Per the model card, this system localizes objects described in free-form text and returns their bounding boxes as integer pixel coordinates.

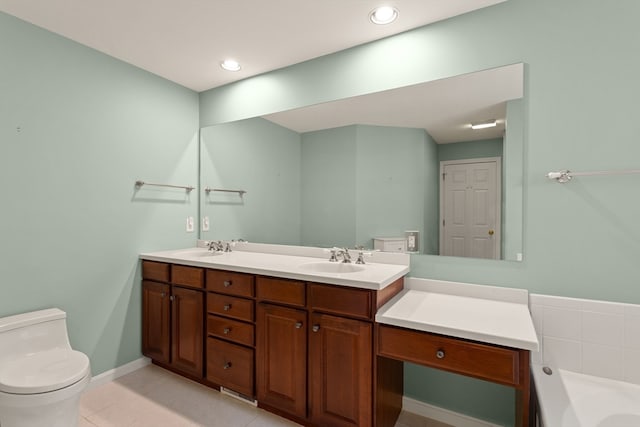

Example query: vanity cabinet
[205,269,256,398]
[141,261,204,379]
[308,312,372,427]
[255,278,402,427]
[256,302,307,418]
[142,258,405,427]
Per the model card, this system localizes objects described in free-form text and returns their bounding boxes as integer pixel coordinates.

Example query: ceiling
[0,0,506,92]
[263,63,523,144]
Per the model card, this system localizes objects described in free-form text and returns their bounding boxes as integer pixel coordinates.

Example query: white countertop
[376,278,539,351]
[140,244,409,290]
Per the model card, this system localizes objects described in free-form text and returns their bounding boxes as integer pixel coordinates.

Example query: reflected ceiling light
[220,59,241,71]
[471,119,498,130]
[369,6,398,25]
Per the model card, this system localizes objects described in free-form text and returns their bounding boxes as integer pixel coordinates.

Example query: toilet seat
[0,348,90,394]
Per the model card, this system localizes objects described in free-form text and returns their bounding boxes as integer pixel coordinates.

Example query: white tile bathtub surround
[530,293,640,385]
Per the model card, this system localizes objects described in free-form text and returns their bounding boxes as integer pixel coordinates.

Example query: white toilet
[0,308,91,427]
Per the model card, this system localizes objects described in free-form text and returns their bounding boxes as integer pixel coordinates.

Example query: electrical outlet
[186,216,194,232]
[202,216,210,231]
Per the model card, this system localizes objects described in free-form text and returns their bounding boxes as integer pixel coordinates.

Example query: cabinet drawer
[142,261,170,282]
[377,325,521,386]
[309,283,372,320]
[207,314,254,347]
[172,265,204,289]
[207,293,254,322]
[207,270,254,297]
[206,337,254,397]
[256,277,305,307]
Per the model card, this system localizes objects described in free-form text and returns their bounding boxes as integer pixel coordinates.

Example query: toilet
[0,308,91,427]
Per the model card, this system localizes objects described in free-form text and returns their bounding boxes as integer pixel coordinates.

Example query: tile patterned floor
[79,364,451,427]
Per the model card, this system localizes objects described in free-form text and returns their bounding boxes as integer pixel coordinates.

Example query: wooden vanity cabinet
[142,280,170,363]
[308,312,372,427]
[255,278,403,427]
[256,302,307,418]
[205,269,256,397]
[141,261,204,379]
[142,259,406,427]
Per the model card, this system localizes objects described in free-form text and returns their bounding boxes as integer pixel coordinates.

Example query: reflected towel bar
[205,187,247,196]
[546,169,640,183]
[135,180,194,192]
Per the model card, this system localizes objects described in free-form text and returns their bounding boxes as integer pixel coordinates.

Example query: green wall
[301,126,357,247]
[200,118,301,245]
[0,12,199,375]
[438,138,503,162]
[199,0,640,424]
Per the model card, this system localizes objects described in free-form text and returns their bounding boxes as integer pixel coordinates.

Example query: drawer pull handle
[436,349,445,359]
[223,280,232,287]
[223,327,231,334]
[295,322,303,329]
[223,362,232,370]
[223,304,232,311]
[312,325,320,332]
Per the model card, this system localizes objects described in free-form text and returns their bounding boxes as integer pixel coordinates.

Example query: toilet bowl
[0,308,91,427]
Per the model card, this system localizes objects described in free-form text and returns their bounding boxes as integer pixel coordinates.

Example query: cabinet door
[142,281,170,363]
[171,286,204,377]
[309,313,372,427]
[256,303,307,419]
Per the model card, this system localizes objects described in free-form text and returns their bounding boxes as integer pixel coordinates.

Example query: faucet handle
[324,248,340,262]
[355,250,372,264]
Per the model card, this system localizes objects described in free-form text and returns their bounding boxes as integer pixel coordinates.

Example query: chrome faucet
[208,240,225,252]
[339,248,352,263]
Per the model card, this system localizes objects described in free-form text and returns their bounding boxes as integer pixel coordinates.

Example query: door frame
[439,157,502,259]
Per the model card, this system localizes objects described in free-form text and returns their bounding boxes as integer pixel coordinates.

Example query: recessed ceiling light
[471,120,498,130]
[369,6,398,25]
[220,59,241,72]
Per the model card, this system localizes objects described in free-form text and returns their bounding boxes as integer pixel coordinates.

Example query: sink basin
[298,262,365,274]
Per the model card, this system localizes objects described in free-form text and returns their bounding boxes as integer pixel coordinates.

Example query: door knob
[488,229,495,236]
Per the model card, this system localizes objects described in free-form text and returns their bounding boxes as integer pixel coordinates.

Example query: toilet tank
[0,308,72,360]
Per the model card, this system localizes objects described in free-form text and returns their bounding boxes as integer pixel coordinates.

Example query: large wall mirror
[199,63,524,261]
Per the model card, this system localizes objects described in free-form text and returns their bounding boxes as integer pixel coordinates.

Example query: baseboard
[87,357,151,390]
[402,396,502,427]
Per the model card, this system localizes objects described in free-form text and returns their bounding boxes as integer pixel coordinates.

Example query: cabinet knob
[295,322,303,329]
[223,327,231,334]
[169,295,175,301]
[223,280,232,287]
[436,349,445,359]
[223,362,232,370]
[223,304,232,311]
[160,292,166,298]
[312,324,320,332]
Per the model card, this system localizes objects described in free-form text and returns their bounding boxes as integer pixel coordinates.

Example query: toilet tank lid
[0,308,66,333]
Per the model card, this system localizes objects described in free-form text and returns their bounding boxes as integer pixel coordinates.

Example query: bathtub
[532,364,640,427]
